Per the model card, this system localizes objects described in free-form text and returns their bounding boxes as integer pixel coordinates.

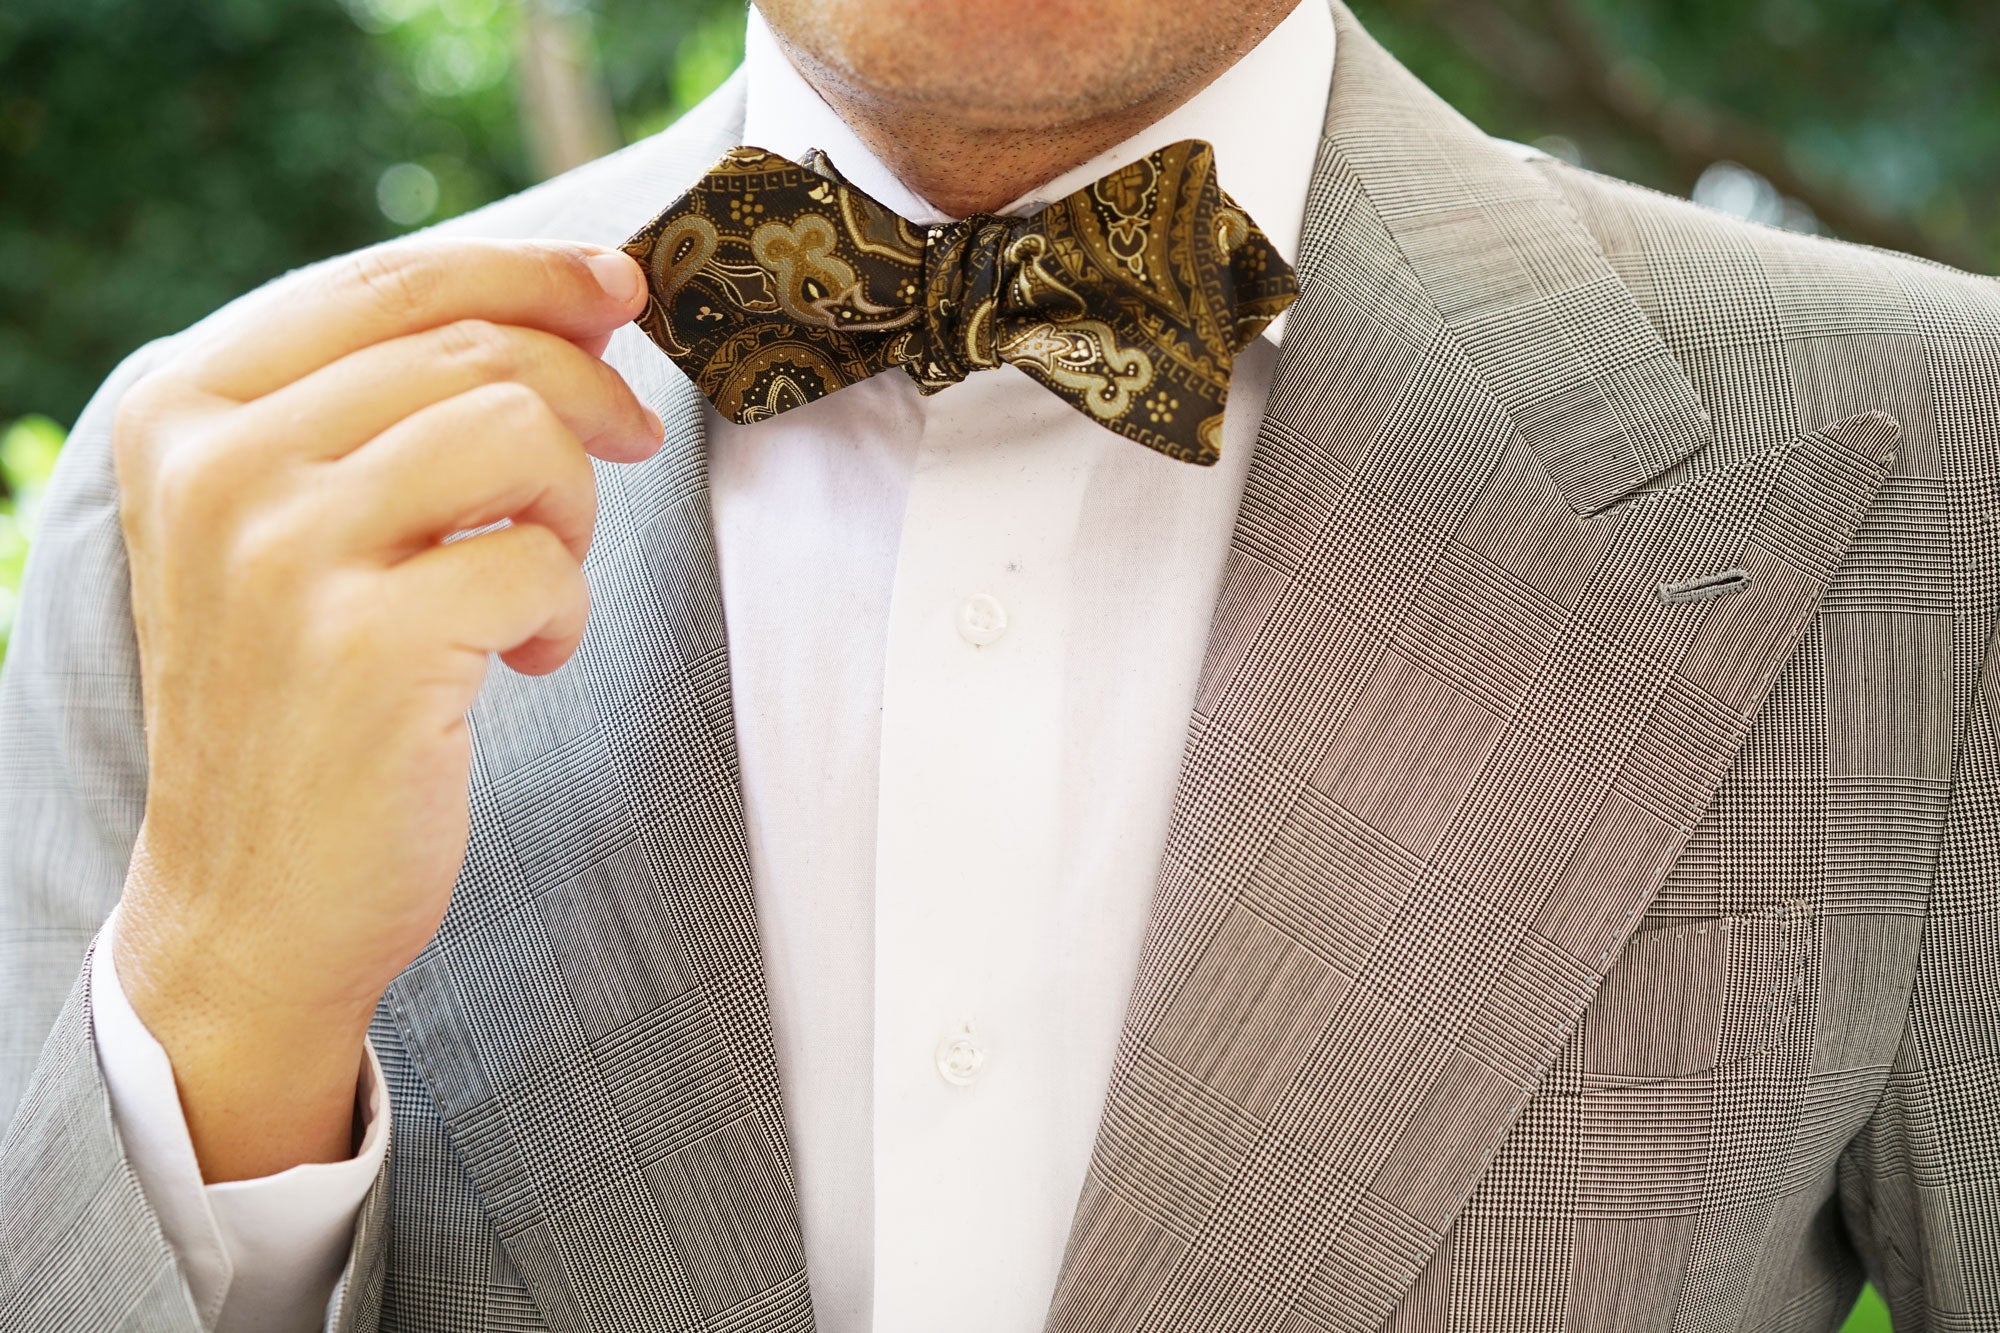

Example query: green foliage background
[0,5,1988,1319]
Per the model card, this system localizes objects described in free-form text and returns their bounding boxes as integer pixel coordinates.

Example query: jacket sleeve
[0,338,391,1332]
[1836,533,2000,1324]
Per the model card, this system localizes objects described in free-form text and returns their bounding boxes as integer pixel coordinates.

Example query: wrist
[113,905,376,1051]
[119,960,374,1182]
[111,877,379,1182]
[116,834,383,1041]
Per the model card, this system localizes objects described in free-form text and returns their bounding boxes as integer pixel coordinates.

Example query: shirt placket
[870,368,1094,1327]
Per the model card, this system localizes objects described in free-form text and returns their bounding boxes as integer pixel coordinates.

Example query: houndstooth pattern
[3,3,1997,1331]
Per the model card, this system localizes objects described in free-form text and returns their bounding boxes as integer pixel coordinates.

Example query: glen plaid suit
[5,3,1999,1329]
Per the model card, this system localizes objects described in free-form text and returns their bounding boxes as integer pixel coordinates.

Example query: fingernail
[587,251,645,305]
[643,408,665,441]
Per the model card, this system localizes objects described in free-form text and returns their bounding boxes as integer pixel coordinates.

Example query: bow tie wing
[621,147,927,424]
[992,141,1298,466]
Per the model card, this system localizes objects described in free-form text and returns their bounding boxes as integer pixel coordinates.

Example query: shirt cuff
[90,905,389,1333]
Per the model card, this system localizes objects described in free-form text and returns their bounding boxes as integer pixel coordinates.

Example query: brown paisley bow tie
[619,139,1298,466]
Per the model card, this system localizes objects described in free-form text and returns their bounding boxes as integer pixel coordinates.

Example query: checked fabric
[618,140,1298,465]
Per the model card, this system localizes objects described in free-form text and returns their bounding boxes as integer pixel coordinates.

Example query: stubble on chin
[751,0,1299,215]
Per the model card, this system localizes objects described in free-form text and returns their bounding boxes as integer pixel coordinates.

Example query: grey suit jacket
[5,5,1998,1330]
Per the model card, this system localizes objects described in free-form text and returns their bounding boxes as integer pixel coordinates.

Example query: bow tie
[619,139,1298,465]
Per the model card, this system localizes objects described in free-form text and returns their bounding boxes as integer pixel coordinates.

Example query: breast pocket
[1534,897,1812,1099]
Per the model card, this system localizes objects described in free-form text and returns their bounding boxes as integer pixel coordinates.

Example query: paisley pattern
[620,140,1298,465]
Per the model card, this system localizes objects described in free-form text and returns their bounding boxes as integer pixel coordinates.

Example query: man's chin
[752,0,1289,135]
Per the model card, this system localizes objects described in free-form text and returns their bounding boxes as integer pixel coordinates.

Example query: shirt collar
[740,0,1335,343]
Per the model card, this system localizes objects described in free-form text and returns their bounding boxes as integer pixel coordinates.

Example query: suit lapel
[1045,6,1899,1332]
[382,77,816,1333]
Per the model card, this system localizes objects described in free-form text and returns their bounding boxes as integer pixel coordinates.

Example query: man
[1,0,1994,1328]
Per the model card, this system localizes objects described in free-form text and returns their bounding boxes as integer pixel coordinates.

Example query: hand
[107,238,661,1181]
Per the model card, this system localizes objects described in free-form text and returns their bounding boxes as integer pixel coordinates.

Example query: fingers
[327,381,599,564]
[183,238,648,403]
[389,519,591,677]
[232,318,663,466]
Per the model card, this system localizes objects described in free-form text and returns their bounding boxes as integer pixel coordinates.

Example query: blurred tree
[0,0,739,435]
[2,0,483,428]
[517,0,621,177]
[1358,0,1998,270]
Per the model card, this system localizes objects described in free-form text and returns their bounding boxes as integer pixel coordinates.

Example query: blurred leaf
[0,414,58,663]
[0,413,63,495]
[1843,1283,1893,1332]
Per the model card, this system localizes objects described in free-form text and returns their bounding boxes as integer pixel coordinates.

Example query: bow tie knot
[916,213,1014,387]
[622,139,1298,465]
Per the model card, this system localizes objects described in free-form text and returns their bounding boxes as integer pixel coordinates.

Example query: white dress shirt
[88,2,1337,1328]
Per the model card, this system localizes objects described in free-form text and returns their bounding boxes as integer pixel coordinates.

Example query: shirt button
[957,592,1008,646]
[935,1022,986,1087]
